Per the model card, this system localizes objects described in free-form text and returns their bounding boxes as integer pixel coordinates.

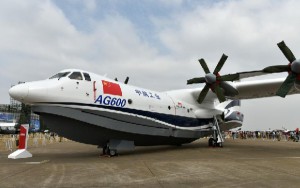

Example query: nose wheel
[208,137,223,147]
[208,116,224,148]
[208,137,215,147]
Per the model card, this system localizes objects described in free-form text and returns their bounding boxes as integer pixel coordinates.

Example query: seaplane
[8,41,300,156]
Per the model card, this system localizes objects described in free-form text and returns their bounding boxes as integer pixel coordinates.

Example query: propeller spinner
[263,41,300,97]
[187,54,239,104]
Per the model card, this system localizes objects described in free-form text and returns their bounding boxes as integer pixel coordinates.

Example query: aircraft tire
[217,142,223,148]
[103,145,109,155]
[102,146,106,155]
[109,149,117,156]
[208,138,214,147]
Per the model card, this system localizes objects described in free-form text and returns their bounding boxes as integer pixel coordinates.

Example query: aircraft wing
[238,70,274,79]
[232,78,300,100]
[226,70,269,80]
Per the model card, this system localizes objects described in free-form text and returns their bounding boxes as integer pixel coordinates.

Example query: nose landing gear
[208,116,224,147]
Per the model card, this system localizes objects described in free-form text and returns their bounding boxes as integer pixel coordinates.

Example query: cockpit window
[49,72,70,79]
[83,73,91,81]
[69,72,83,80]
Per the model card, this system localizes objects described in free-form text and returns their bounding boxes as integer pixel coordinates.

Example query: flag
[102,80,122,96]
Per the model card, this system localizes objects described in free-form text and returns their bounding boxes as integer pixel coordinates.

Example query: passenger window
[83,73,91,81]
[69,72,83,80]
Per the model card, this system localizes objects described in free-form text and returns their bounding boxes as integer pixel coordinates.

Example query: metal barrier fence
[0,133,68,151]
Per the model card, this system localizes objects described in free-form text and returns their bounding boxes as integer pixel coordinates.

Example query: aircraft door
[66,72,86,100]
[165,94,177,116]
[82,72,93,102]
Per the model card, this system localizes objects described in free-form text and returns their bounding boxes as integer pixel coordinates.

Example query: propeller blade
[197,84,210,103]
[218,73,240,81]
[276,73,297,98]
[124,77,129,84]
[199,59,210,74]
[214,85,226,103]
[213,54,228,74]
[263,65,290,73]
[219,81,239,96]
[187,77,206,84]
[277,41,296,63]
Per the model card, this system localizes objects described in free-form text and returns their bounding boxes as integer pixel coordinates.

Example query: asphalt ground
[0,138,300,188]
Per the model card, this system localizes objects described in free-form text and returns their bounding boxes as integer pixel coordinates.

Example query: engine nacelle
[224,109,244,123]
[218,100,244,131]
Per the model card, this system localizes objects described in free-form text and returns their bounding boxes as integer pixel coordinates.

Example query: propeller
[187,54,239,104]
[263,41,300,97]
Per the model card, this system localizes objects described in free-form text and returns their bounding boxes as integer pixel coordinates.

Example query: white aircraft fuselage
[9,69,242,147]
[8,41,300,155]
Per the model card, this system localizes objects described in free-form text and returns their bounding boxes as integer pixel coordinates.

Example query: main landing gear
[102,145,118,157]
[100,139,135,157]
[208,116,224,148]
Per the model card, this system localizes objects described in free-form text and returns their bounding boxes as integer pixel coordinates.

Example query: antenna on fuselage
[124,77,129,84]
[114,77,129,84]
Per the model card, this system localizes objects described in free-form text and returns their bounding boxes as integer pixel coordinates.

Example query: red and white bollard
[8,124,32,159]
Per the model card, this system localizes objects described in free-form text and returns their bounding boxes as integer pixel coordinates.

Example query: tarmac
[0,138,300,188]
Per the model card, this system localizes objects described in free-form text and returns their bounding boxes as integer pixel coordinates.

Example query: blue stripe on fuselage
[38,102,213,127]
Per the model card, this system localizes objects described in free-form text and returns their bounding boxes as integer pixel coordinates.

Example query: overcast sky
[0,0,300,131]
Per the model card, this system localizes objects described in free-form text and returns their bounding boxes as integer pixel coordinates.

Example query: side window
[69,72,83,80]
[49,72,70,79]
[83,73,91,81]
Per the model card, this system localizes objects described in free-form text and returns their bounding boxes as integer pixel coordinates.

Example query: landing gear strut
[208,116,224,147]
[208,137,223,147]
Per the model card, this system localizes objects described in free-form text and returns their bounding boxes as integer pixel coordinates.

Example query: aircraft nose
[9,84,29,101]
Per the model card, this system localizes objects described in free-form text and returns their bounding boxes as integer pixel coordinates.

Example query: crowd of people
[226,128,300,142]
